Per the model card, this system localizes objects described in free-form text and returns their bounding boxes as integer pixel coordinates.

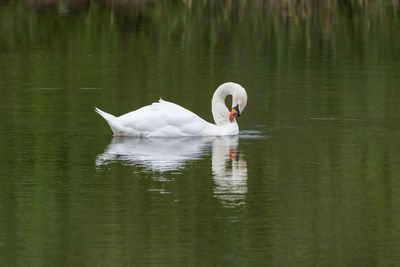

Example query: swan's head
[229,105,240,122]
[212,82,248,126]
[229,84,247,122]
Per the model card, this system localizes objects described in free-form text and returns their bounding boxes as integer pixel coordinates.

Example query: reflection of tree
[2,0,399,49]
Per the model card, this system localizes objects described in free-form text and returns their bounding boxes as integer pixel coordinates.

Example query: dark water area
[1,1,400,266]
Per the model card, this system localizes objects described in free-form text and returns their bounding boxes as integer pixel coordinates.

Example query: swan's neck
[211,83,238,126]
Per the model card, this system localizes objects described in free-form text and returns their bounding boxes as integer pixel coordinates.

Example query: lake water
[1,1,400,266]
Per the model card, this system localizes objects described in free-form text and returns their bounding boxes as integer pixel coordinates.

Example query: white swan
[95,82,248,137]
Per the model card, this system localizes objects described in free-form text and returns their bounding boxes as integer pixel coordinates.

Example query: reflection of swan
[96,136,248,206]
[96,137,215,172]
[95,82,247,137]
[212,136,248,207]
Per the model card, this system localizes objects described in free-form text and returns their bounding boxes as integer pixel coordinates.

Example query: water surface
[1,1,400,266]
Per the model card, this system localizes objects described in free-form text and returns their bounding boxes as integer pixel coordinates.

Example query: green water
[1,1,400,266]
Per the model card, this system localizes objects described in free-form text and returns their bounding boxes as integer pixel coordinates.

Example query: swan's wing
[117,99,213,137]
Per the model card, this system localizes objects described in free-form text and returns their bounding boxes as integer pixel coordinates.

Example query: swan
[95,82,248,137]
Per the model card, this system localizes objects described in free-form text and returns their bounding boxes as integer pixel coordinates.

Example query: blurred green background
[1,1,400,266]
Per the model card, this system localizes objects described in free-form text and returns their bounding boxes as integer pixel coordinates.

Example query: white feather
[95,82,248,137]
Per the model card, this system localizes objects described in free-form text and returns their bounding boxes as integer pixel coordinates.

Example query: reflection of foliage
[1,0,399,50]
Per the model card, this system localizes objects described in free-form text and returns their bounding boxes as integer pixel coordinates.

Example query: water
[1,1,400,266]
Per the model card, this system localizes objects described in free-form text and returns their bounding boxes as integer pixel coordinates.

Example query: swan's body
[95,82,247,137]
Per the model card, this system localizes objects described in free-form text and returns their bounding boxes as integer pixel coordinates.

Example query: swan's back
[118,100,210,137]
[96,99,236,137]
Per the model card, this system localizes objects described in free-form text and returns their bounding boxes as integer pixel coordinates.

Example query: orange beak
[229,109,238,122]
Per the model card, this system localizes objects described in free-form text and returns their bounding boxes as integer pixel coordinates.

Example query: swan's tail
[95,107,125,135]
